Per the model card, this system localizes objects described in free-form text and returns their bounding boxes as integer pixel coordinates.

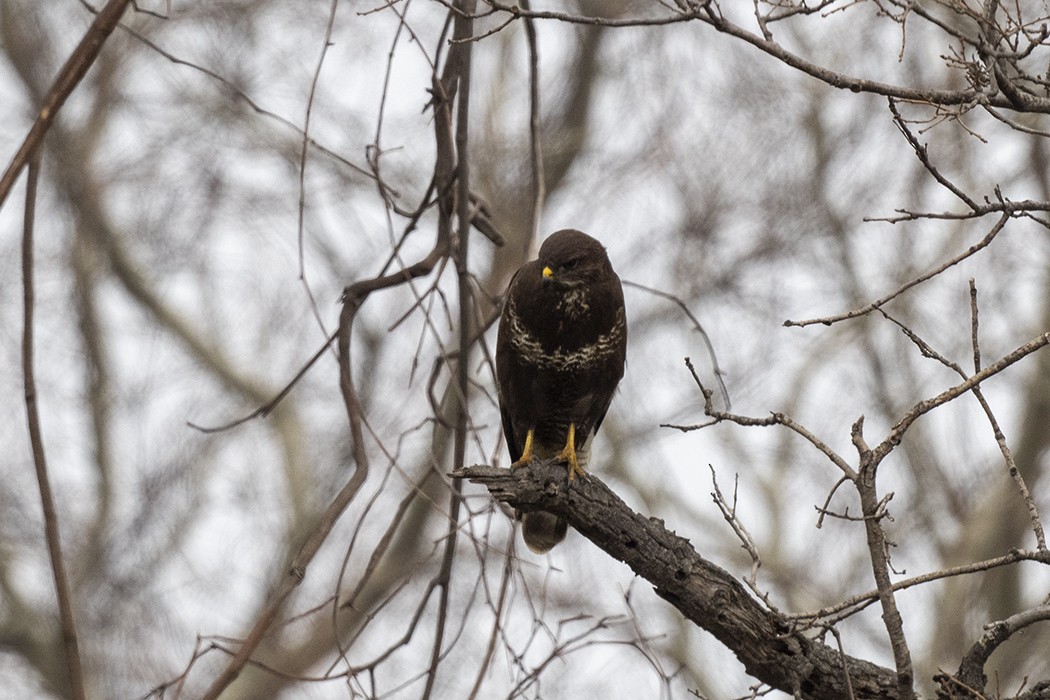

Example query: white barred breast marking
[507,301,624,372]
[557,289,590,318]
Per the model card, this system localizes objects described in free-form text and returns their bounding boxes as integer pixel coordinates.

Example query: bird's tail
[520,511,568,553]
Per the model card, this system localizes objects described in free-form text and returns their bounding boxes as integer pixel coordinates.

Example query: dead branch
[709,467,773,610]
[881,288,1046,552]
[458,459,901,700]
[459,459,1050,699]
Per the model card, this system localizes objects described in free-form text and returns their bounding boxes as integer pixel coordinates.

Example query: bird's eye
[563,258,580,270]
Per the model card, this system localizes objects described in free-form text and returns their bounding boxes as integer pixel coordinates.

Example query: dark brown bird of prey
[496,229,627,553]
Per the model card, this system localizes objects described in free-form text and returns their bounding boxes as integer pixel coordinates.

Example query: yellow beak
[542,265,553,279]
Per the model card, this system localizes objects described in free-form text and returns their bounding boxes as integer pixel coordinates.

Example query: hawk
[496,229,627,553]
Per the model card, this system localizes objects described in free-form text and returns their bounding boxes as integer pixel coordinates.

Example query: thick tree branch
[457,460,902,700]
[460,461,1050,699]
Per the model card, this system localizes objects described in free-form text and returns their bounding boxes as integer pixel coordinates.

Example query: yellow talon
[512,429,535,468]
[557,423,586,481]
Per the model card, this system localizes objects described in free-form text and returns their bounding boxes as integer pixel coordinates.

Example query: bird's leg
[511,429,535,468]
[557,423,586,481]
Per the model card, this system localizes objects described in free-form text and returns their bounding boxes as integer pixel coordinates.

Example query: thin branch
[625,280,731,408]
[681,357,858,480]
[0,0,133,209]
[296,0,341,341]
[815,475,852,528]
[22,152,86,700]
[476,0,708,27]
[423,3,476,697]
[873,329,1050,463]
[788,548,1050,625]
[827,625,859,700]
[522,0,545,242]
[864,198,1050,224]
[785,212,1009,327]
[370,0,423,234]
[967,281,1047,550]
[879,299,1045,550]
[983,104,1050,137]
[466,541,514,700]
[112,17,376,182]
[187,330,338,433]
[888,99,979,210]
[710,467,776,612]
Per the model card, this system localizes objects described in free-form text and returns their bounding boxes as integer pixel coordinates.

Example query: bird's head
[537,229,612,290]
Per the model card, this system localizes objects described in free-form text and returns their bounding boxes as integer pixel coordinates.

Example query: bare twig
[788,548,1050,624]
[827,625,859,700]
[967,281,1046,551]
[865,199,1050,224]
[815,475,851,529]
[115,19,375,181]
[983,104,1050,137]
[625,281,730,409]
[475,0,708,27]
[522,0,545,243]
[423,3,476,697]
[933,671,991,700]
[873,329,1050,463]
[709,467,775,611]
[296,0,341,339]
[785,212,1009,327]
[0,0,133,209]
[22,153,86,700]
[187,330,338,433]
[466,541,514,700]
[888,99,979,210]
[681,357,858,480]
[370,0,424,233]
[879,301,1044,550]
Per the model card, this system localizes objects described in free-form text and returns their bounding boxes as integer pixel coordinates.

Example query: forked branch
[459,459,1050,700]
[458,459,899,700]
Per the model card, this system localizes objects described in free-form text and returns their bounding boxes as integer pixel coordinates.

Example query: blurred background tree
[1,1,1048,698]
